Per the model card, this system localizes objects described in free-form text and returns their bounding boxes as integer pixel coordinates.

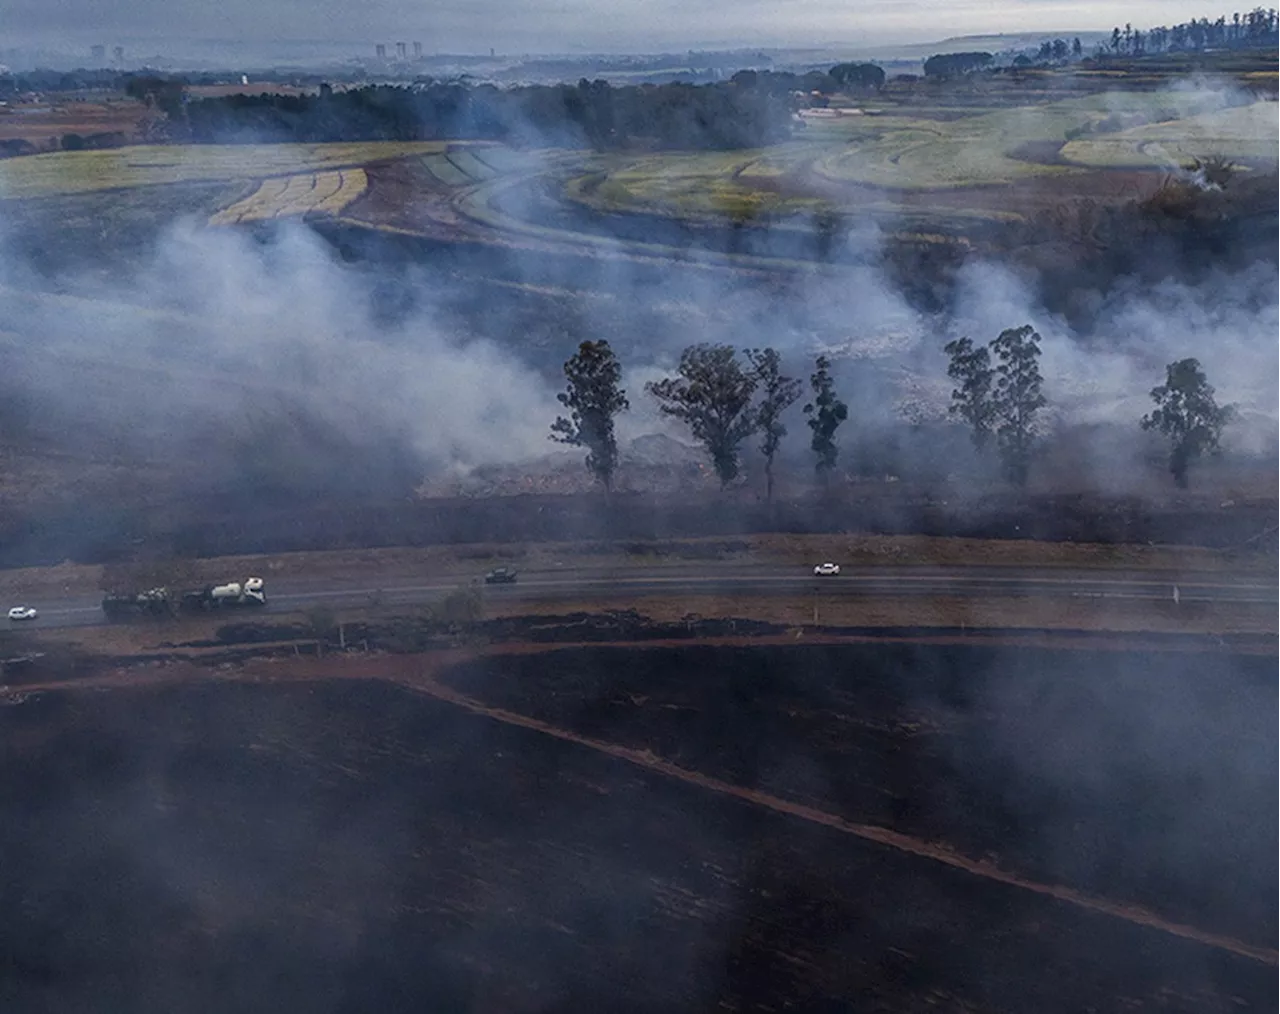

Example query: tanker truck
[102,577,267,619]
[179,577,267,613]
[101,587,175,619]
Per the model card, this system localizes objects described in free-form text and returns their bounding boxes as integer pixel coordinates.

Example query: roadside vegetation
[1142,359,1235,487]
[550,340,629,492]
[622,331,1231,492]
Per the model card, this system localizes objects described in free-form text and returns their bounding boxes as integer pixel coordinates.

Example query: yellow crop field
[208,168,369,225]
[0,142,446,199]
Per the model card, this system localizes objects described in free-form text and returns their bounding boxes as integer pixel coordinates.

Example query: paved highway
[9,565,1277,631]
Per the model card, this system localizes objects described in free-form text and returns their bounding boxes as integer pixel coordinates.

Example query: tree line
[551,335,1233,495]
[180,78,796,150]
[922,52,996,79]
[1105,8,1278,55]
[940,332,1230,488]
[551,342,848,498]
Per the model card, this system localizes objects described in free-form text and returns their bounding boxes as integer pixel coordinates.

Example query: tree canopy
[746,347,802,502]
[990,326,1047,486]
[945,326,1046,486]
[1107,9,1278,55]
[1141,358,1233,487]
[550,340,629,491]
[922,52,994,79]
[646,344,758,487]
[183,79,794,150]
[803,355,848,477]
[828,63,886,91]
[943,337,997,448]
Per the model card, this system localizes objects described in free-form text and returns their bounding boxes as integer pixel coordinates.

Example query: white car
[813,563,841,577]
[7,606,38,621]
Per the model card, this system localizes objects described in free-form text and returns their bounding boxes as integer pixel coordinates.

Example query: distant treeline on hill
[180,78,811,150]
[177,67,885,149]
[1103,7,1278,55]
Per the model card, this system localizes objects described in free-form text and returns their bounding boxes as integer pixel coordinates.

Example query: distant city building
[90,44,105,63]
[396,42,407,59]
[413,41,423,59]
[375,44,386,59]
[112,46,124,62]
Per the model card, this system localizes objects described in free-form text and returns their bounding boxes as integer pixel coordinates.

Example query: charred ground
[0,641,1274,1012]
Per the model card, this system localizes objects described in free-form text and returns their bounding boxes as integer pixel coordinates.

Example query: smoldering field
[0,205,1276,520]
[1,643,1274,1012]
[0,76,1276,565]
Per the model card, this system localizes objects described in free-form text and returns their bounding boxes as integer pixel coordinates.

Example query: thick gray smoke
[2,209,1275,496]
[0,84,1275,498]
[0,220,560,481]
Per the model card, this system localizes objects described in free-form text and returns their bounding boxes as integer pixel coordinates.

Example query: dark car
[484,567,518,585]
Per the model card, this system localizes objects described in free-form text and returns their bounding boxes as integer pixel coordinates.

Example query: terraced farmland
[209,168,368,225]
[0,141,449,199]
[1061,99,1280,168]
[1,89,1271,268]
[557,91,1268,220]
[809,91,1242,189]
[565,147,824,220]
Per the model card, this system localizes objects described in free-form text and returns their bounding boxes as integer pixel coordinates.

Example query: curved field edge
[209,168,368,224]
[450,168,968,271]
[563,165,1023,229]
[1061,100,1280,168]
[0,141,453,199]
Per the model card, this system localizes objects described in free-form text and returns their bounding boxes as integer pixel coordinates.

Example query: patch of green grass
[419,151,473,186]
[565,145,825,219]
[0,142,451,199]
[565,90,1237,210]
[810,90,1250,188]
[468,146,544,173]
[444,148,498,182]
[1061,100,1280,168]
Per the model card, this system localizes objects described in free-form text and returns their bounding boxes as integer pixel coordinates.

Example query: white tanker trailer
[103,577,267,619]
[180,577,267,612]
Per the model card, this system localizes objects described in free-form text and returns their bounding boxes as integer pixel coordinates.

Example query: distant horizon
[1,1,1244,61]
[0,28,1127,70]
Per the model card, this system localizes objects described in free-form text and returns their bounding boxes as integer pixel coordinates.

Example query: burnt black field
[0,643,1275,1013]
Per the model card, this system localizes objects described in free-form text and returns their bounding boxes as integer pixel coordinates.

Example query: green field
[0,86,1273,265]
[566,147,827,220]
[1061,100,1280,168]
[568,91,1267,208]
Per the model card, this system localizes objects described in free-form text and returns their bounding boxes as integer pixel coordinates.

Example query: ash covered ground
[1,643,1273,1012]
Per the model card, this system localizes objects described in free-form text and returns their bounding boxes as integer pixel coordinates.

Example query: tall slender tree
[646,344,758,488]
[1141,358,1233,488]
[746,347,802,502]
[946,327,1046,486]
[990,325,1046,487]
[803,355,848,478]
[550,340,629,491]
[943,337,996,449]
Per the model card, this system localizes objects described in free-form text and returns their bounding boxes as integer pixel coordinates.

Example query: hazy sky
[2,1,1240,54]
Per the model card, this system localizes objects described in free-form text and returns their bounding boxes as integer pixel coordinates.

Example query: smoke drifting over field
[0,88,1275,502]
[0,221,561,491]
